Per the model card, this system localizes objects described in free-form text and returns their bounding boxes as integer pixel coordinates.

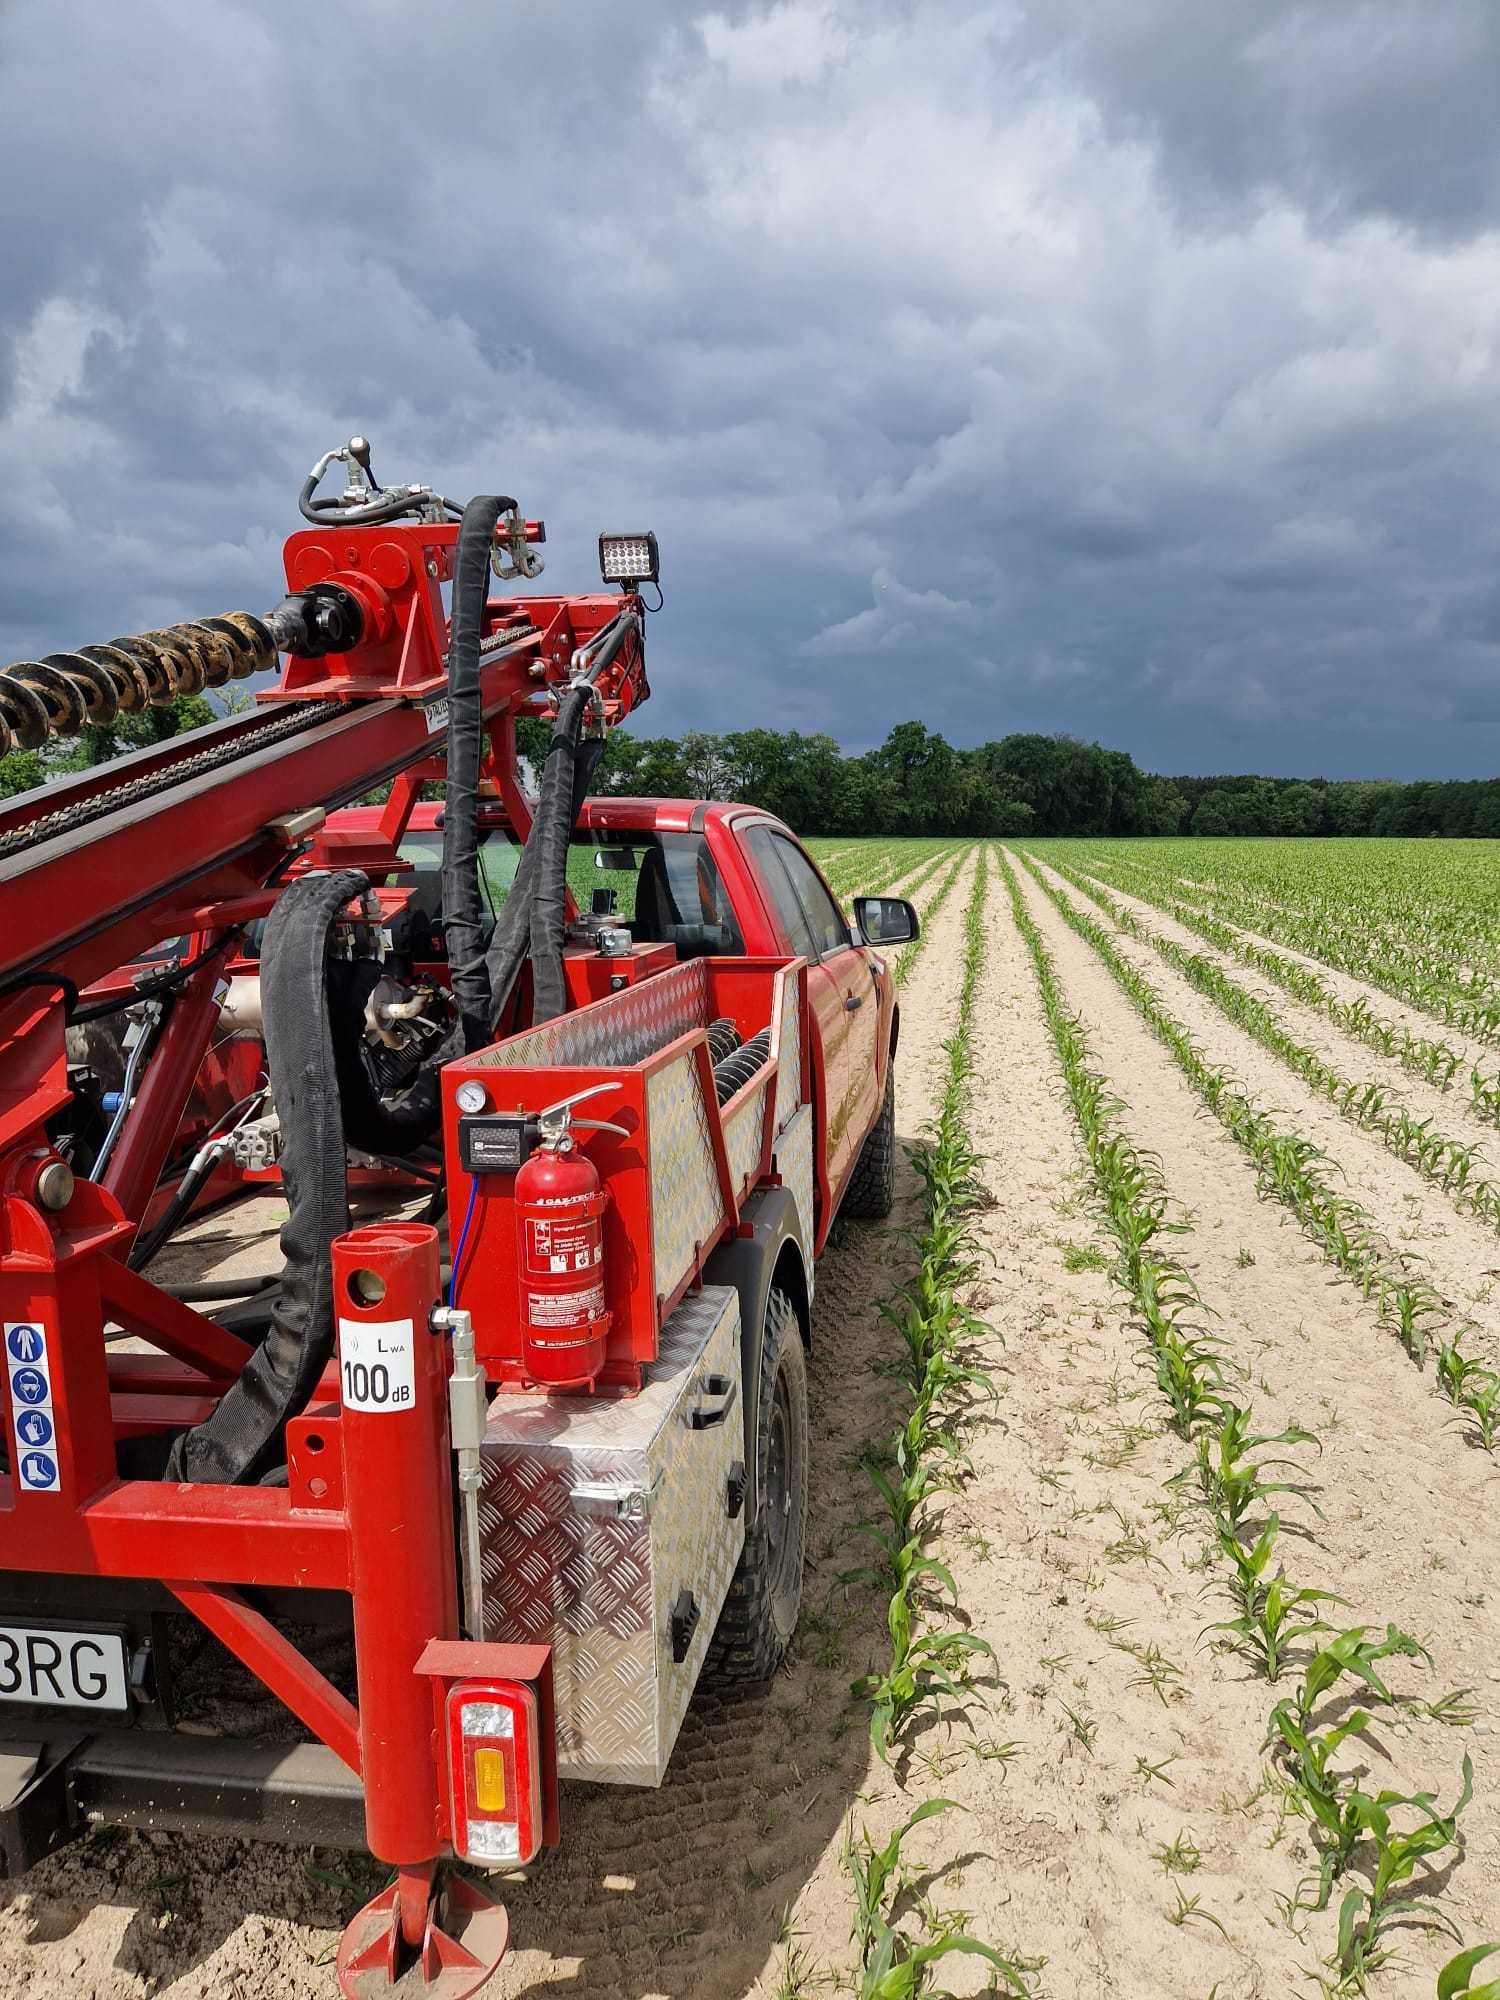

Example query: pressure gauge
[455,1079,489,1115]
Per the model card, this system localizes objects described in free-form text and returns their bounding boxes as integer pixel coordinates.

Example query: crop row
[999,848,1476,1989]
[1052,849,1500,1122]
[837,848,1026,1997]
[1111,838,1500,1001]
[1043,856,1500,1239]
[1084,842,1500,1045]
[820,837,964,901]
[1012,853,1500,1452]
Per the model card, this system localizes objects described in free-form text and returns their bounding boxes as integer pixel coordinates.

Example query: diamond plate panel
[775,1101,815,1301]
[478,1287,744,1785]
[723,1081,768,1201]
[774,968,802,1134]
[472,958,710,1070]
[647,1053,725,1301]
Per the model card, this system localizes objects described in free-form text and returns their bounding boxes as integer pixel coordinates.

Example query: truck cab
[366,794,903,1248]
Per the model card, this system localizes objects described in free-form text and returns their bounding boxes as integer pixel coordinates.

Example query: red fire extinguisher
[515,1083,626,1390]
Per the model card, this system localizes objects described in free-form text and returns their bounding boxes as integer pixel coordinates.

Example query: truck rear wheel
[705,1285,808,1681]
[840,1057,895,1219]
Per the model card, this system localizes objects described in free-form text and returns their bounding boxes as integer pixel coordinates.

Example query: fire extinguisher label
[527,1283,606,1330]
[524,1215,602,1277]
[337,1317,416,1413]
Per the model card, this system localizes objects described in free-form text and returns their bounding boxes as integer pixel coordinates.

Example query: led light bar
[598,531,659,587]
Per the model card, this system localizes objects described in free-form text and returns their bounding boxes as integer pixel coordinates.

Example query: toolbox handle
[569,1471,663,1520]
[688,1375,739,1431]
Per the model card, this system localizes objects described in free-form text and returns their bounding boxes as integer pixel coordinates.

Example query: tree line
[563,720,1500,839]
[7,705,1498,840]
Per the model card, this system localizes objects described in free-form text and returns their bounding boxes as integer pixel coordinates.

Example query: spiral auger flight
[0,612,277,757]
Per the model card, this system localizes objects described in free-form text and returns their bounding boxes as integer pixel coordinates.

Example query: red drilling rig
[0,440,910,1995]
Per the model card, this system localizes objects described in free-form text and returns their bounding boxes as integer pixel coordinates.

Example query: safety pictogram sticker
[5,1322,59,1492]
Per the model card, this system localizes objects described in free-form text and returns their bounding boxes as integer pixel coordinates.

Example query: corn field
[755,835,1500,2000]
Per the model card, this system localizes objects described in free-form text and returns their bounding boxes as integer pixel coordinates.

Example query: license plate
[0,1623,130,1712]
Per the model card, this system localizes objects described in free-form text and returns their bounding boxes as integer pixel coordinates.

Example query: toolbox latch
[570,1470,663,1520]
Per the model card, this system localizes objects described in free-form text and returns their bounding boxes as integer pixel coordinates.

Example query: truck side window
[745,826,847,961]
[769,835,852,959]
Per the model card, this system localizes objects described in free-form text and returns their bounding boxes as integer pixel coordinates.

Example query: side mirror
[853,896,920,946]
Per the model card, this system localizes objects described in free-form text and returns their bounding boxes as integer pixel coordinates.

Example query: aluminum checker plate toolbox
[478,1285,745,1784]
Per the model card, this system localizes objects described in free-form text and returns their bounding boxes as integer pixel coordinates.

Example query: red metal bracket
[169,1579,362,1773]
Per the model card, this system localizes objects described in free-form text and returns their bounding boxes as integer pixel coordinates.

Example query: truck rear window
[395,829,744,958]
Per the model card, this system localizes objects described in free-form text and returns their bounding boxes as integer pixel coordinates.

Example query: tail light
[445,1680,542,1867]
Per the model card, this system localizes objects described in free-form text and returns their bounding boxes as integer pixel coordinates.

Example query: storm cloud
[1,0,1498,779]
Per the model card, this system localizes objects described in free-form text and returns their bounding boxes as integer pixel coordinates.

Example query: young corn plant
[1176,1402,1323,1533]
[1334,1758,1474,1988]
[844,1801,1028,1997]
[853,1584,998,1766]
[1437,1339,1500,1450]
[1207,1515,1345,1683]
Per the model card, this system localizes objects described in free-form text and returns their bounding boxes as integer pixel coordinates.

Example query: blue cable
[448,1177,480,1309]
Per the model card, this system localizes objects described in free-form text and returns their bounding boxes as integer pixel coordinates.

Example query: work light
[598,532,659,588]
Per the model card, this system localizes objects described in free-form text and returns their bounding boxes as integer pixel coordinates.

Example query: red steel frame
[0,517,646,1951]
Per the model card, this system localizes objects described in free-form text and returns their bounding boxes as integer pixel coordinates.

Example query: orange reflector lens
[473,1746,507,1813]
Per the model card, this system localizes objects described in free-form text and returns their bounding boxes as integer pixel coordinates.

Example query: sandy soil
[5,842,1498,1999]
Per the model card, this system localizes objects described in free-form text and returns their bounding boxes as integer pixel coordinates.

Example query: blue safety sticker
[14,1409,53,1448]
[6,1320,56,1484]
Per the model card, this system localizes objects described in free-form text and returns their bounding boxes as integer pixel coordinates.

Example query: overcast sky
[2,1,1499,780]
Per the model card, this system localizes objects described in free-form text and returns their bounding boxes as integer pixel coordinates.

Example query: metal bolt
[35,1158,75,1211]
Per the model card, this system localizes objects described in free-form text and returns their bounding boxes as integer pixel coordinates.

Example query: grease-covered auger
[0,611,278,755]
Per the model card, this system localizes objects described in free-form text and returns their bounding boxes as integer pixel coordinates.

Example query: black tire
[840,1056,895,1219]
[705,1286,808,1681]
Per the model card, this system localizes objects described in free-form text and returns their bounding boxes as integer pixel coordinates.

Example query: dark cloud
[1,0,1498,781]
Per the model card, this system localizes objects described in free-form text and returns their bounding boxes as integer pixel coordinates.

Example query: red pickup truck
[355,791,919,1678]
[0,783,919,1936]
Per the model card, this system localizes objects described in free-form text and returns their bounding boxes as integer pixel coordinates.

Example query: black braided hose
[0,612,277,756]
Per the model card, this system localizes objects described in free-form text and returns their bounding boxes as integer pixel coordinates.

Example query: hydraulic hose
[527,684,604,1025]
[442,494,515,1047]
[476,684,581,1036]
[163,869,367,1484]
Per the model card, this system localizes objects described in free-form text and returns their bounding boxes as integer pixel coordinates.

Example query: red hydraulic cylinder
[333,1222,458,1906]
[104,938,236,1229]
